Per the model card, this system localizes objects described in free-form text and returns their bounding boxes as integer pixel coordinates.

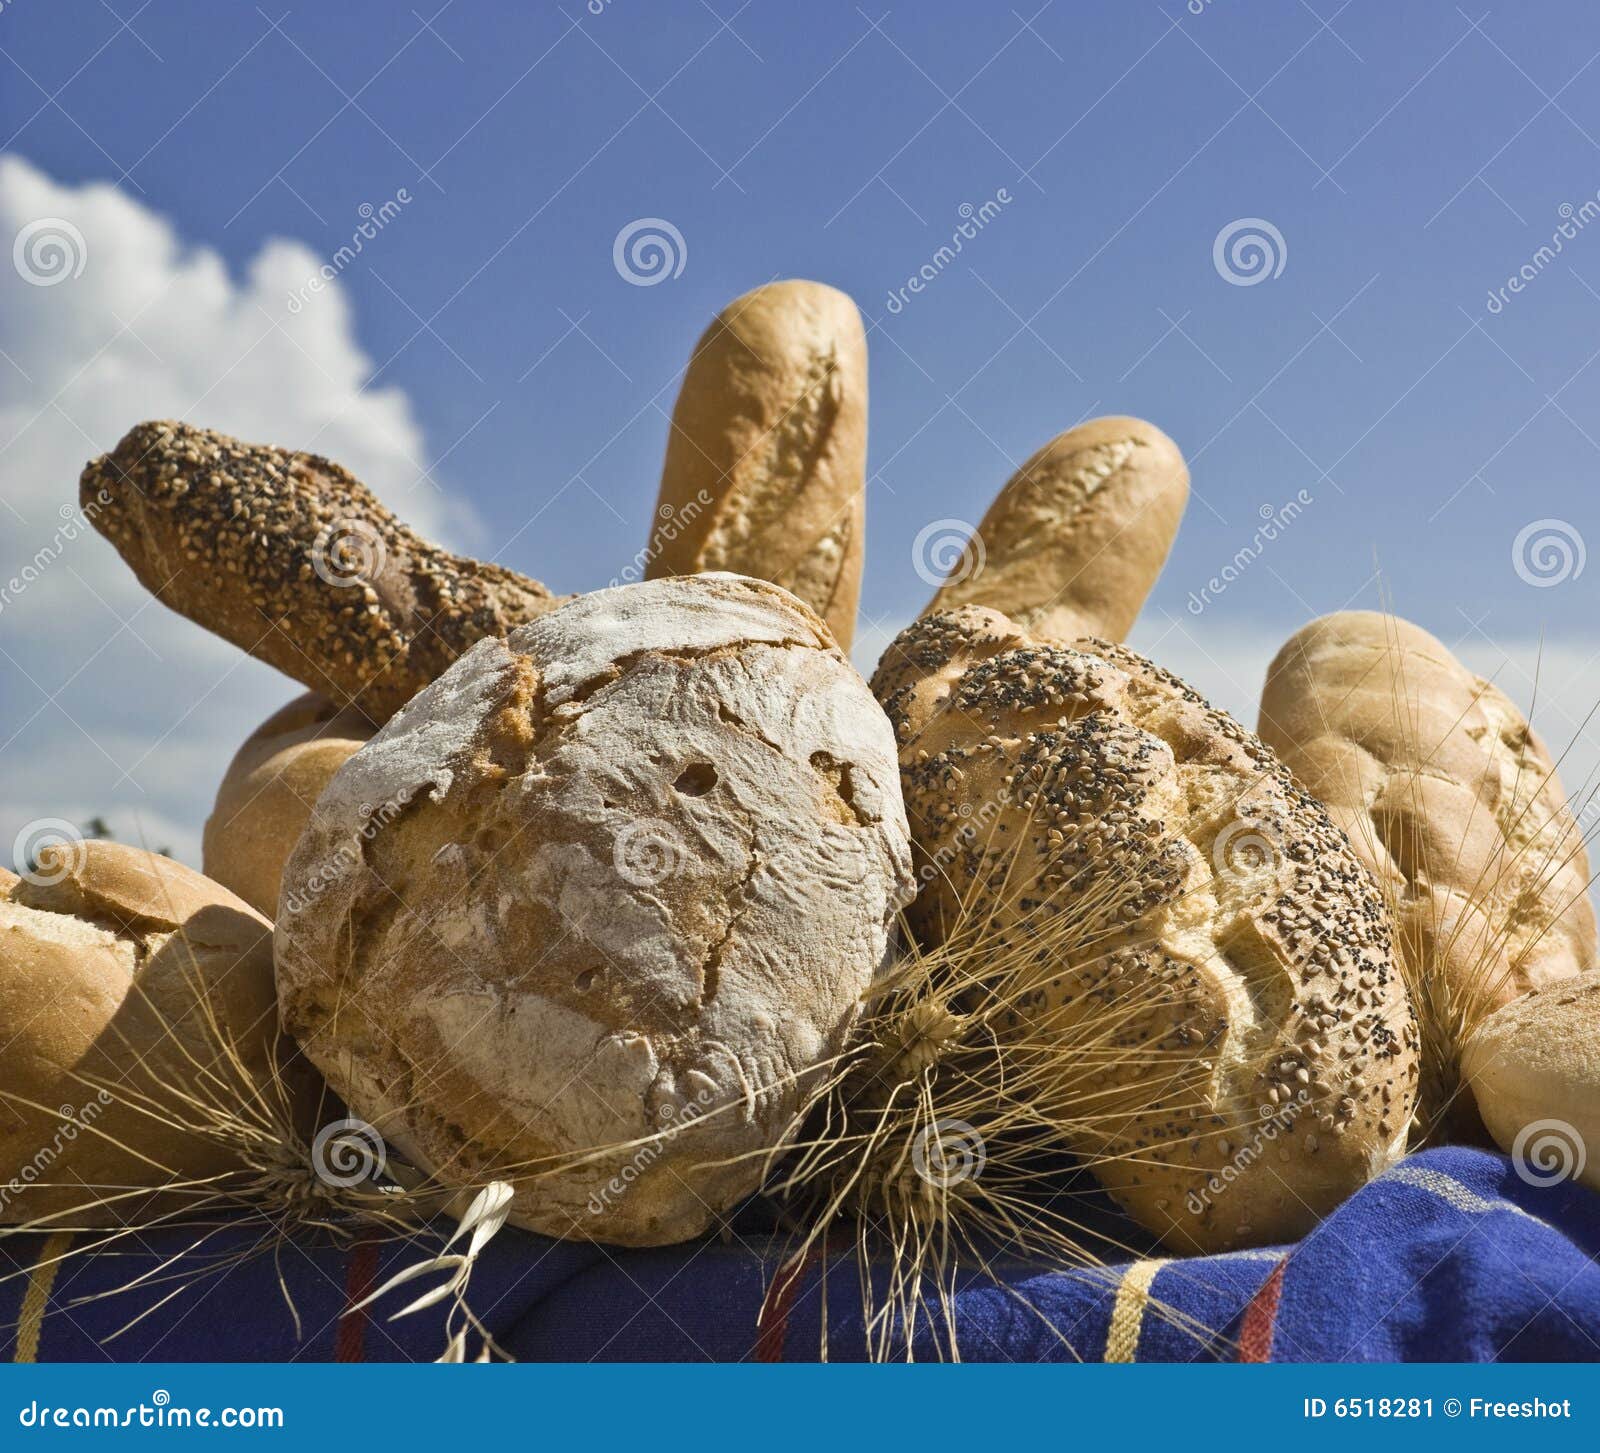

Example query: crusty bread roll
[276,574,914,1246]
[924,416,1188,643]
[1462,970,1600,1192]
[0,842,314,1223]
[203,692,376,918]
[645,281,867,648]
[1258,612,1595,1136]
[83,421,569,722]
[870,607,1418,1253]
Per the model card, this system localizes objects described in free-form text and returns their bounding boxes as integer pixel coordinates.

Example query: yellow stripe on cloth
[1104,1258,1166,1362]
[14,1232,73,1363]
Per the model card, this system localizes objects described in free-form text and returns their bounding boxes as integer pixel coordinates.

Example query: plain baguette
[645,281,867,648]
[925,415,1188,643]
[82,421,568,723]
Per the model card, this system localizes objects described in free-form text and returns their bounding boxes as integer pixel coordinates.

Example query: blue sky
[3,0,1599,863]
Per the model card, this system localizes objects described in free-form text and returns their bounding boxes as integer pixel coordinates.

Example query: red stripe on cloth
[1238,1257,1287,1363]
[335,1237,382,1363]
[755,1242,828,1363]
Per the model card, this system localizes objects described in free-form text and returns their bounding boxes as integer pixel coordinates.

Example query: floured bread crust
[275,574,914,1246]
[646,281,867,649]
[871,606,1418,1252]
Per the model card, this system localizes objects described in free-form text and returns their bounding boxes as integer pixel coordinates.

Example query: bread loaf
[275,574,914,1246]
[0,842,314,1223]
[82,421,568,722]
[203,692,376,918]
[924,416,1188,643]
[1462,970,1600,1192]
[1258,612,1595,1136]
[645,282,867,648]
[870,606,1418,1252]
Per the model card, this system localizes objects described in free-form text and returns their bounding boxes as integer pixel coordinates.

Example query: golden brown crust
[1463,969,1600,1192]
[1259,613,1595,1009]
[203,691,376,917]
[82,421,568,722]
[871,606,1418,1253]
[646,281,867,648]
[0,842,316,1223]
[925,416,1188,643]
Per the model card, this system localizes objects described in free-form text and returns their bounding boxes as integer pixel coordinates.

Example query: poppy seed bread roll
[925,416,1188,643]
[275,574,914,1246]
[82,421,568,722]
[203,693,377,918]
[645,281,867,648]
[0,842,317,1223]
[1258,612,1596,1137]
[870,606,1418,1253]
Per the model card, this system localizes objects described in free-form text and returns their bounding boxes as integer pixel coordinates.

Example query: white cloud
[0,155,467,871]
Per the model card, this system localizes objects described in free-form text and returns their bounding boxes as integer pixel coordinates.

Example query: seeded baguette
[645,281,867,649]
[82,421,568,722]
[926,415,1188,643]
[871,606,1418,1252]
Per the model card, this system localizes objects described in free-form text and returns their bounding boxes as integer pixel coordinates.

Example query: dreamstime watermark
[280,796,410,916]
[1211,809,1285,895]
[912,517,985,588]
[613,822,686,887]
[911,1117,987,1189]
[1484,194,1600,314]
[883,188,1013,314]
[0,1090,113,1213]
[1184,1085,1314,1218]
[285,189,412,315]
[311,1117,389,1188]
[1186,489,1313,614]
[12,216,86,286]
[11,818,87,886]
[310,518,387,588]
[609,489,714,588]
[1510,1118,1587,1188]
[613,217,687,286]
[0,488,112,618]
[18,1393,283,1430]
[1511,518,1584,588]
[1213,217,1287,286]
[585,1082,719,1216]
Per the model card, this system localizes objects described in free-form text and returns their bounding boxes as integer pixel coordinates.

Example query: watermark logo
[1212,814,1283,884]
[13,217,87,287]
[613,822,685,887]
[912,517,985,588]
[1511,1118,1586,1188]
[613,217,687,286]
[884,188,1013,314]
[12,819,88,887]
[1213,217,1286,286]
[1186,490,1313,614]
[1485,194,1600,314]
[285,189,411,315]
[310,518,387,588]
[311,1118,388,1187]
[911,1118,986,1188]
[1512,519,1584,588]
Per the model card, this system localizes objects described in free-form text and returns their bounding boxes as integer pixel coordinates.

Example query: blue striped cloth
[3,1149,1595,1362]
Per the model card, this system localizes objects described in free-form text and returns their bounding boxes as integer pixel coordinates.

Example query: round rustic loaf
[1258,612,1596,1136]
[925,416,1188,643]
[870,606,1418,1253]
[203,692,376,918]
[1462,971,1599,1191]
[645,281,867,648]
[275,574,914,1246]
[0,842,315,1223]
